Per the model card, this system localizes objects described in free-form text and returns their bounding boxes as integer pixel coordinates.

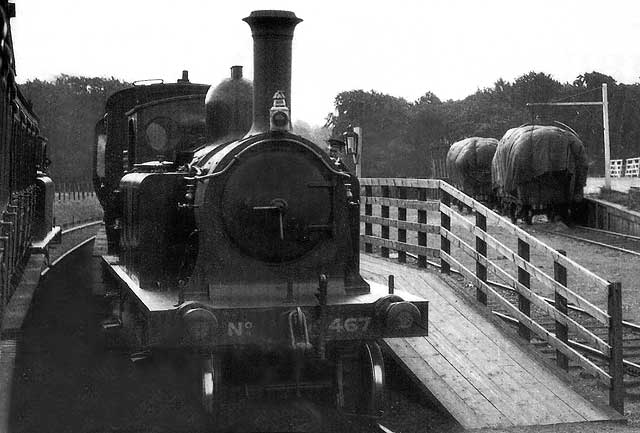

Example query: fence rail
[360,177,625,413]
[54,182,102,229]
[56,182,96,201]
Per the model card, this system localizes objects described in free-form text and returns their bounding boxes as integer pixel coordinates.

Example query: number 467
[328,317,371,333]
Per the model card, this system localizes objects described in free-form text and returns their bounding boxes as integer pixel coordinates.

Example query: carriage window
[96,134,106,177]
[94,118,107,178]
[146,121,168,151]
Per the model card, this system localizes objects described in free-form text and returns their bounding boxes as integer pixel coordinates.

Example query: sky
[11,0,640,126]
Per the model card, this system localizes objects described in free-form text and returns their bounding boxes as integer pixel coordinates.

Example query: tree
[326,70,640,178]
[573,71,616,89]
[293,120,331,145]
[511,71,563,106]
[325,90,410,176]
[21,75,130,183]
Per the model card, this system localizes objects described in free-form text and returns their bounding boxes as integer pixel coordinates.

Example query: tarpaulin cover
[446,137,498,194]
[492,125,588,197]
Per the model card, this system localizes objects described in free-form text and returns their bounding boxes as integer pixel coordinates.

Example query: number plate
[328,317,371,333]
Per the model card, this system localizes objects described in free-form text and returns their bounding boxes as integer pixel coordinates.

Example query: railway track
[530,224,640,382]
[405,224,640,395]
[484,285,640,399]
[537,225,640,257]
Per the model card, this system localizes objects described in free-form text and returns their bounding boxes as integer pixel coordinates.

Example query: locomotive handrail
[192,137,352,181]
[360,177,625,413]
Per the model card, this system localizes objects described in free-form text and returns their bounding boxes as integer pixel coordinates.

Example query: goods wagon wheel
[335,341,385,416]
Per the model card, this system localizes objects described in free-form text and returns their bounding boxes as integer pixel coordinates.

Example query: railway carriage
[94,10,429,417]
[0,0,57,325]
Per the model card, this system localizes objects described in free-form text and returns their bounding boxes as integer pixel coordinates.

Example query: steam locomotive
[93,10,428,417]
[0,0,57,325]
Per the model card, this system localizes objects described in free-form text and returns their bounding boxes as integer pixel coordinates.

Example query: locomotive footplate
[176,295,428,349]
[101,258,427,350]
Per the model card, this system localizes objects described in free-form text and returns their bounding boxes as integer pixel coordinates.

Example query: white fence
[609,158,640,177]
[625,158,640,177]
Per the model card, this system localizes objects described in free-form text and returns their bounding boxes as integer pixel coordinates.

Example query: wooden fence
[360,177,624,414]
[56,182,96,201]
[584,197,640,237]
[54,182,102,228]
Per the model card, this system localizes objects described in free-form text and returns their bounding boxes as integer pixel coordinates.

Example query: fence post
[364,185,372,253]
[381,185,389,259]
[517,238,531,341]
[440,186,451,274]
[475,211,487,305]
[554,249,569,370]
[398,186,407,264]
[608,281,624,414]
[417,188,427,268]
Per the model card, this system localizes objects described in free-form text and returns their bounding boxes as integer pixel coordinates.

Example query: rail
[360,177,625,414]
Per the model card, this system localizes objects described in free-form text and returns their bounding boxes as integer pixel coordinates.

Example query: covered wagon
[491,124,588,223]
[446,137,498,205]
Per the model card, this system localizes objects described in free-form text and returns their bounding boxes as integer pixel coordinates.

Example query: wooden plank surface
[361,254,619,429]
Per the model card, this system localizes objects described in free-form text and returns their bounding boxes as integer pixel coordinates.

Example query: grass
[54,195,103,228]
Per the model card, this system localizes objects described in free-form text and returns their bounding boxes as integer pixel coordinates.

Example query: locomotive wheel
[336,341,385,416]
[200,354,224,414]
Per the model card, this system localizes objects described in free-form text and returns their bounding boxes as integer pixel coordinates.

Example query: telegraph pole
[354,126,362,178]
[526,83,612,189]
[602,84,611,190]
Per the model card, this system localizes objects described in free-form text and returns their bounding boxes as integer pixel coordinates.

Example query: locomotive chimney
[243,10,302,135]
[177,70,190,83]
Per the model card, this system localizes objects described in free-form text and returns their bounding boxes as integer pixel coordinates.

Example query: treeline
[20,75,130,183]
[327,71,640,177]
[17,71,640,182]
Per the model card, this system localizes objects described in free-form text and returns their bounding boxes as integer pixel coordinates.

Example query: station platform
[361,254,622,430]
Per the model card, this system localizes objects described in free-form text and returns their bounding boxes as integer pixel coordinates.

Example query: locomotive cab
[125,94,206,167]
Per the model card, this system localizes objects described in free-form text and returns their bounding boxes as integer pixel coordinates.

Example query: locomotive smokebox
[243,10,302,135]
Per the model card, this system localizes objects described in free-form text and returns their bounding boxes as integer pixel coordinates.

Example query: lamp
[342,125,359,164]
